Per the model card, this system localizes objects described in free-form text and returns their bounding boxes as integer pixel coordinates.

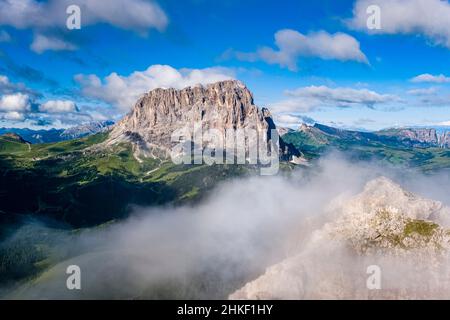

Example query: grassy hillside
[0,131,255,229]
[283,126,450,171]
[0,131,264,289]
[3,125,450,232]
[2,127,450,292]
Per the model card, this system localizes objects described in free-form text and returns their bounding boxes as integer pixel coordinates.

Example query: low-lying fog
[2,153,450,299]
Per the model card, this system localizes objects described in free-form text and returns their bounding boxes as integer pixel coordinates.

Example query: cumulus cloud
[405,78,450,107]
[0,75,104,127]
[411,74,450,83]
[0,0,168,32]
[407,87,438,96]
[30,34,77,53]
[272,85,400,113]
[5,155,450,299]
[438,120,450,126]
[39,100,78,113]
[229,29,368,71]
[0,92,31,121]
[347,0,450,49]
[0,0,168,52]
[274,114,316,127]
[0,93,31,112]
[75,64,236,112]
[0,111,25,120]
[288,86,399,106]
[275,114,305,124]
[0,75,35,96]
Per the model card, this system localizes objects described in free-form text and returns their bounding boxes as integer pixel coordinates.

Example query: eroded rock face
[107,80,302,161]
[397,128,438,145]
[383,128,450,148]
[230,177,450,300]
[440,131,450,148]
[61,120,114,140]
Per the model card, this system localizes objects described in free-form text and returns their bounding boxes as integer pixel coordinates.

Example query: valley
[1,80,450,299]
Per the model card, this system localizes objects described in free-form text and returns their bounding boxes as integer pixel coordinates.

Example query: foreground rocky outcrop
[106,80,303,162]
[230,177,450,299]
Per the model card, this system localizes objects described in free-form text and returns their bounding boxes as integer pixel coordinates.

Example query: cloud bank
[272,85,400,113]
[411,74,450,84]
[0,0,169,52]
[348,0,450,49]
[75,65,236,112]
[0,74,105,128]
[3,155,450,299]
[228,29,368,71]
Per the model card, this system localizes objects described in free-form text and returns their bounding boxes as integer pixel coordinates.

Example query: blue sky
[1,0,450,131]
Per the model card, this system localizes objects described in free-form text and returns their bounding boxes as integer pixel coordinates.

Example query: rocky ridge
[296,123,450,149]
[61,120,114,140]
[0,132,30,144]
[378,128,450,148]
[106,80,303,162]
[230,177,450,299]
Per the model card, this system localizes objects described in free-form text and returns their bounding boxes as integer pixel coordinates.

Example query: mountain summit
[107,80,302,162]
[230,177,450,300]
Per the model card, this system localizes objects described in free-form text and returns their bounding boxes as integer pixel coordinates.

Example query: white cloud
[289,85,397,107]
[0,78,106,127]
[0,0,168,53]
[272,85,400,113]
[407,87,438,95]
[0,74,40,100]
[274,114,316,127]
[271,98,320,113]
[0,74,24,94]
[0,0,168,32]
[275,114,304,124]
[232,29,368,71]
[437,120,450,126]
[0,75,9,85]
[75,64,236,112]
[411,74,450,83]
[30,34,77,53]
[0,93,31,112]
[39,100,78,113]
[0,75,14,94]
[0,111,25,121]
[347,0,450,49]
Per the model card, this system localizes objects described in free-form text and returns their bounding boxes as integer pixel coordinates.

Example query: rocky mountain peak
[107,80,302,162]
[230,177,450,300]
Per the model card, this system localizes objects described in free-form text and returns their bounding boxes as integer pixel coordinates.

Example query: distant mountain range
[281,123,450,170]
[280,123,450,149]
[0,120,114,144]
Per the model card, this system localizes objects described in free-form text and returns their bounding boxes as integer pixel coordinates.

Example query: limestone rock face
[380,127,450,148]
[61,120,114,140]
[440,131,450,148]
[230,177,450,300]
[107,80,302,161]
[396,128,438,144]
